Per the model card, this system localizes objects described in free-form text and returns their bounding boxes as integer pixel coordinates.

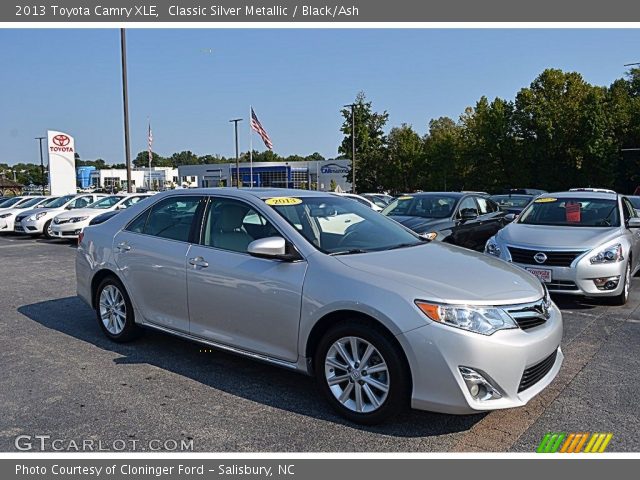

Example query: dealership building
[177,159,351,191]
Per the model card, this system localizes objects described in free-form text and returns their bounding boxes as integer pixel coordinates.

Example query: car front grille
[508,246,585,267]
[518,349,558,393]
[505,297,551,331]
[547,280,579,291]
[15,215,27,223]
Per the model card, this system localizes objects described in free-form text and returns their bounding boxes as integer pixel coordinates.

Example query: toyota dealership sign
[47,130,76,195]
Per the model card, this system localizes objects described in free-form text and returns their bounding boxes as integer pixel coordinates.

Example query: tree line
[341,68,640,194]
[3,68,640,194]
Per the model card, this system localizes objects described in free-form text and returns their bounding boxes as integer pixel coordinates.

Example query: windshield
[19,197,45,208]
[88,196,125,209]
[45,195,76,208]
[0,197,23,208]
[490,195,533,208]
[518,197,620,227]
[382,195,458,219]
[266,195,423,254]
[364,195,389,208]
[39,196,61,207]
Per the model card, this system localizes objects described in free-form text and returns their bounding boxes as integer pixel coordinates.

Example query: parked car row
[0,193,154,239]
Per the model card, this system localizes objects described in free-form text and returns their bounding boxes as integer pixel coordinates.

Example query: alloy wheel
[324,336,390,413]
[99,285,127,335]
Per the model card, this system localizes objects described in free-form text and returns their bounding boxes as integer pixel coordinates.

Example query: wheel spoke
[350,337,360,364]
[326,357,349,371]
[335,341,354,368]
[354,383,364,412]
[365,363,387,375]
[338,382,354,404]
[362,384,381,409]
[363,376,389,393]
[360,344,375,367]
[327,373,350,386]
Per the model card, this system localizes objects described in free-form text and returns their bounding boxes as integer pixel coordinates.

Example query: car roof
[540,191,618,200]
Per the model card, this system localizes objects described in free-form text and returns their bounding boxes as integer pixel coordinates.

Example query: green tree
[133,150,167,168]
[384,124,423,193]
[422,117,463,191]
[339,91,389,192]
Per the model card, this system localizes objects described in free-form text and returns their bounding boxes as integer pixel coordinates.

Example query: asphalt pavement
[0,234,638,452]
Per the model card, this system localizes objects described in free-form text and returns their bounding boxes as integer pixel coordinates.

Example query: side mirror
[247,236,301,261]
[460,208,479,221]
[628,218,640,229]
[504,213,516,223]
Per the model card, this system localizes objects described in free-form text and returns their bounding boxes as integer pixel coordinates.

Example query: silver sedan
[76,188,563,424]
[486,191,640,304]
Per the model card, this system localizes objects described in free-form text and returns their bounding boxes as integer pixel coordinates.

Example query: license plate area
[525,267,552,283]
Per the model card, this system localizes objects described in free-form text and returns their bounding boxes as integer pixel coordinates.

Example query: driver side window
[457,197,478,218]
[71,197,90,209]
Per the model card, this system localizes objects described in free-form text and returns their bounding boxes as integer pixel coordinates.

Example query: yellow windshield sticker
[397,196,413,200]
[265,197,302,206]
[534,197,557,203]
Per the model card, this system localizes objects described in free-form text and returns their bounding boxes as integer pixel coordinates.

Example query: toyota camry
[76,188,563,424]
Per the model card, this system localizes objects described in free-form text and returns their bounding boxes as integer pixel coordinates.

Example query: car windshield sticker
[535,197,557,203]
[265,197,303,206]
[566,201,581,223]
[397,196,413,200]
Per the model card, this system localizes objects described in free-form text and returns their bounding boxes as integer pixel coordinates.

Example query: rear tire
[95,276,141,342]
[314,320,409,425]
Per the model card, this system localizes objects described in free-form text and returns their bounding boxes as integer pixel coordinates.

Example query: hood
[497,223,622,250]
[387,215,450,233]
[335,242,544,305]
[55,208,105,220]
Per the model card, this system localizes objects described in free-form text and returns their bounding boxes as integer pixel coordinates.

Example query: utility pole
[344,103,357,193]
[229,119,242,188]
[120,29,133,193]
[35,136,46,194]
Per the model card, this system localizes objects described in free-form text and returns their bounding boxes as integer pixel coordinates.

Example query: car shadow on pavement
[550,294,604,310]
[18,296,486,438]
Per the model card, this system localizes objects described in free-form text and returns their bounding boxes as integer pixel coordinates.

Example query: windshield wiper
[329,248,369,256]
[384,242,424,251]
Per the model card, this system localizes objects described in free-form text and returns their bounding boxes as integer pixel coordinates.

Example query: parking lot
[1,233,639,452]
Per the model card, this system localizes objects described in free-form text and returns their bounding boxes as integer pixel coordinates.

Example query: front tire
[42,220,53,239]
[610,259,631,306]
[95,276,141,342]
[314,321,409,425]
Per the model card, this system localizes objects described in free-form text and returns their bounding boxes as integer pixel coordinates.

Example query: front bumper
[511,260,627,297]
[17,217,46,234]
[0,216,15,232]
[397,302,563,414]
[51,221,89,239]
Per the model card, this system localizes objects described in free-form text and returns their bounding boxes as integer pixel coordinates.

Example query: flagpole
[147,117,151,191]
[249,105,253,189]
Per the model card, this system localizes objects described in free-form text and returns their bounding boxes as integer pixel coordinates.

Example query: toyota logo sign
[534,252,548,264]
[52,135,70,147]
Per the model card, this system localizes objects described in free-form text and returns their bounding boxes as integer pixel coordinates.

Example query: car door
[186,196,307,362]
[113,195,204,333]
[450,196,482,250]
[475,196,505,246]
[622,197,640,269]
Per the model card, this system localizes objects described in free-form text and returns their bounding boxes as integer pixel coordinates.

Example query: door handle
[188,256,209,268]
[116,242,131,252]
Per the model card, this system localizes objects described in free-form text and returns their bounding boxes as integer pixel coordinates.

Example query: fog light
[593,276,620,290]
[459,367,502,401]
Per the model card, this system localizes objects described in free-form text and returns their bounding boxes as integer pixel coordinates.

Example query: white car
[332,193,383,212]
[50,194,153,240]
[16,193,106,239]
[0,196,49,233]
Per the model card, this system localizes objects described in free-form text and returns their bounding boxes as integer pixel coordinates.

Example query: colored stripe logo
[537,433,613,453]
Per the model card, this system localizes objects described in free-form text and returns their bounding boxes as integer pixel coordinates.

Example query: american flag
[147,123,153,167]
[250,107,273,150]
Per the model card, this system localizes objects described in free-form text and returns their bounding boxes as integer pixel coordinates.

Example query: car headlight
[0,213,13,218]
[35,211,47,220]
[69,216,89,223]
[485,237,501,257]
[590,243,623,264]
[420,232,437,241]
[415,301,517,335]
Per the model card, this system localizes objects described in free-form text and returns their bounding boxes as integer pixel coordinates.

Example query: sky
[1,28,640,166]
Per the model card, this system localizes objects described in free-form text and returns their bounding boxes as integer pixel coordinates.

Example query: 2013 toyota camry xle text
[76,188,563,424]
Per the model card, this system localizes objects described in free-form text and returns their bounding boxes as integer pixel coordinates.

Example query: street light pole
[229,119,242,188]
[120,28,133,193]
[343,103,357,193]
[35,136,46,194]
